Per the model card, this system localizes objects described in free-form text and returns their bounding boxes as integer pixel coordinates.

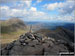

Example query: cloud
[0,5,75,22]
[44,3,58,10]
[0,5,49,21]
[0,0,18,4]
[0,0,75,22]
[33,0,42,6]
[30,7,37,11]
[43,0,75,14]
[0,0,32,8]
[0,6,10,18]
[58,1,75,14]
[36,0,42,3]
[0,6,27,19]
[1,6,9,10]
[57,15,75,23]
[23,0,32,8]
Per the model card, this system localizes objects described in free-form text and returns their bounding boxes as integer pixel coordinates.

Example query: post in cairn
[29,25,32,33]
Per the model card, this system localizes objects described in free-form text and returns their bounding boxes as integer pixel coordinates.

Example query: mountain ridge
[1,18,26,33]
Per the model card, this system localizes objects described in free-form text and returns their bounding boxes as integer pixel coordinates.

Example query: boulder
[28,40,39,46]
[9,45,44,55]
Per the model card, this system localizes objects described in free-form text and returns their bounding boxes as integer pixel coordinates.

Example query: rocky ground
[0,32,74,56]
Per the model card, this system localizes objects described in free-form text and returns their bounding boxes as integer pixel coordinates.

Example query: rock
[6,42,14,50]
[22,43,26,46]
[34,33,43,42]
[25,33,35,40]
[44,47,57,55]
[44,39,54,46]
[42,43,50,48]
[47,37,55,42]
[14,40,21,46]
[19,34,32,45]
[42,36,48,41]
[57,39,67,44]
[9,45,44,55]
[1,32,72,55]
[1,49,9,55]
[19,35,27,43]
[25,39,31,43]
[9,45,24,55]
[44,43,69,55]
[28,40,39,46]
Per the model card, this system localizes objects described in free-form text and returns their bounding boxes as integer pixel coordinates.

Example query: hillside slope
[36,27,74,43]
[35,27,74,52]
[1,18,26,33]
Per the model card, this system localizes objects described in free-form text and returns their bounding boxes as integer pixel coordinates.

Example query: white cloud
[58,2,64,8]
[36,0,42,3]
[1,6,9,10]
[0,0,32,8]
[59,1,75,14]
[30,7,37,11]
[0,5,75,22]
[33,0,42,6]
[57,15,75,23]
[0,0,75,22]
[0,6,27,18]
[44,0,75,15]
[23,0,32,8]
[0,5,49,21]
[43,2,64,11]
[46,3,58,10]
[0,6,10,18]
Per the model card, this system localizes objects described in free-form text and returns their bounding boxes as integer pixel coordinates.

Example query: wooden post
[29,25,32,33]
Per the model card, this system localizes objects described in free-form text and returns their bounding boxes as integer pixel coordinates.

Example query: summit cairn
[1,32,71,55]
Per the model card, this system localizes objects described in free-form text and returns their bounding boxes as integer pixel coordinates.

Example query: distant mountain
[26,21,74,32]
[35,27,74,52]
[36,27,74,43]
[1,18,26,33]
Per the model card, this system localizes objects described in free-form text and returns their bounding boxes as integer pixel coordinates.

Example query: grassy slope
[0,18,29,48]
[1,30,28,47]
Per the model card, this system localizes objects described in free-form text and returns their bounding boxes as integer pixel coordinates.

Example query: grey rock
[34,33,43,41]
[6,42,14,50]
[1,49,9,55]
[9,45,44,55]
[28,40,39,46]
[1,32,71,55]
[25,33,35,40]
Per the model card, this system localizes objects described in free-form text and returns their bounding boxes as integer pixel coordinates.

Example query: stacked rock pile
[1,32,72,55]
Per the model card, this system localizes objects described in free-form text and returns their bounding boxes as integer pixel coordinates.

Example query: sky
[0,0,75,23]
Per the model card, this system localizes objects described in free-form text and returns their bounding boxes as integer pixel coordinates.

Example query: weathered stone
[28,40,39,46]
[34,33,43,41]
[9,45,24,55]
[6,42,14,50]
[14,40,21,46]
[44,39,54,46]
[1,32,71,55]
[1,49,9,55]
[9,45,44,55]
[25,33,35,40]
[25,39,31,43]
